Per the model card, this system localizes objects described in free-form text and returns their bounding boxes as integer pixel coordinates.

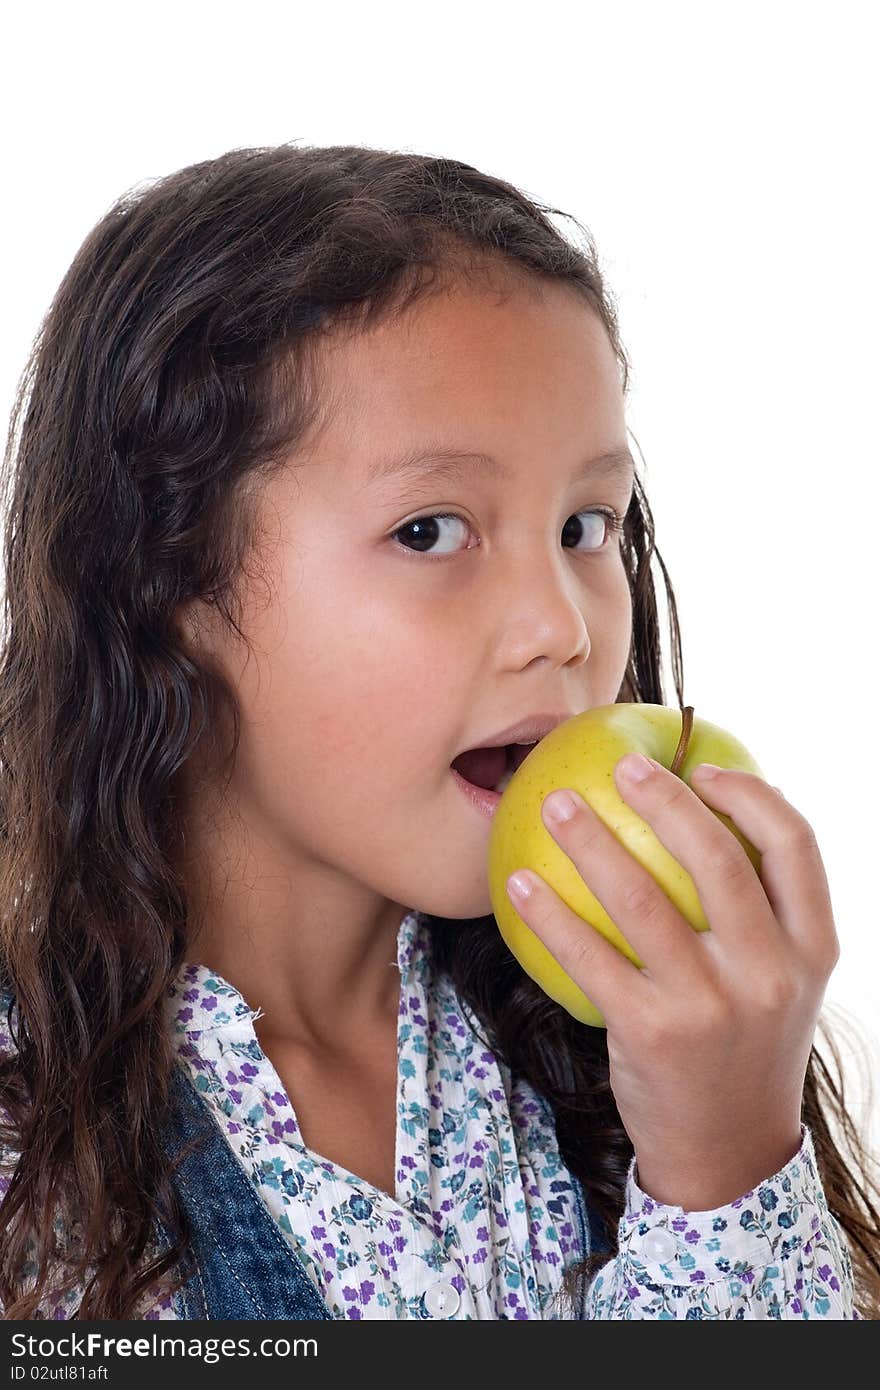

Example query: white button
[423,1280,461,1317]
[640,1227,678,1263]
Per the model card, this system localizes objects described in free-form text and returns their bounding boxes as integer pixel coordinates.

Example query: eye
[391,508,625,559]
[391,513,474,557]
[561,507,626,552]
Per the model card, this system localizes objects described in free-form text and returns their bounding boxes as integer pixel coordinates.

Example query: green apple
[487,703,765,1027]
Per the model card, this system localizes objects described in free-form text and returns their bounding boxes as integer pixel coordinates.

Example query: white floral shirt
[0,909,858,1318]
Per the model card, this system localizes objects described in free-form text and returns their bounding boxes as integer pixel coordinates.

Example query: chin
[411,887,494,924]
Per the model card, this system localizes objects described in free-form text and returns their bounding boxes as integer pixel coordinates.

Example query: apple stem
[670,705,694,778]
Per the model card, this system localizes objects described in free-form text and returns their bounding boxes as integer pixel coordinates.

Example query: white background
[2,1,877,1151]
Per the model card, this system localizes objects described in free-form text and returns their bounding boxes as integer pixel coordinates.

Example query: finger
[506,866,655,1026]
[608,753,781,964]
[687,763,839,970]
[536,783,708,991]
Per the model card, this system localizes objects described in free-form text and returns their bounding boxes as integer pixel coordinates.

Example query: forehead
[325,269,617,380]
[304,274,627,482]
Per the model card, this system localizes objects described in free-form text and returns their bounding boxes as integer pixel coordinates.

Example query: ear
[169,596,211,663]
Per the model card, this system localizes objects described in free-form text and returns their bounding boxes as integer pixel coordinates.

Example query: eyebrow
[364,443,636,490]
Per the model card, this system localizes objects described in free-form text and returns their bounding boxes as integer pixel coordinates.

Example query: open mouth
[450,741,538,796]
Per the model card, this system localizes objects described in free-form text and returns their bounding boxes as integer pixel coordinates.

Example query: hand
[506,755,840,1210]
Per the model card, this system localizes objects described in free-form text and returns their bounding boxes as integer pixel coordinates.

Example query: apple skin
[487,703,765,1028]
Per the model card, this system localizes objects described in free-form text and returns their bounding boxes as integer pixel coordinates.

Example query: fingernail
[618,752,655,783]
[544,789,578,822]
[508,872,534,900]
[693,762,721,779]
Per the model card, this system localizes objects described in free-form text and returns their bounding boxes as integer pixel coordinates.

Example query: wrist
[633,1124,804,1212]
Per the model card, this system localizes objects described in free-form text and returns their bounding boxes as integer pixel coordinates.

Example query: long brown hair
[1,143,878,1319]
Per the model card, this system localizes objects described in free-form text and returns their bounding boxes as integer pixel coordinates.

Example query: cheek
[250,561,458,783]
[614,567,633,654]
[586,562,633,690]
[609,579,633,683]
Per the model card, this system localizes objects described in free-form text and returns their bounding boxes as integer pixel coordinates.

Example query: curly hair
[1,142,878,1319]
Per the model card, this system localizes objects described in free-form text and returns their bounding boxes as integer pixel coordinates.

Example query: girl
[1,143,878,1321]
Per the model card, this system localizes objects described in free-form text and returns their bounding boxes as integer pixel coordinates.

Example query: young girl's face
[180,270,635,929]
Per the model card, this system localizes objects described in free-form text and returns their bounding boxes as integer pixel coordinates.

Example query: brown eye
[392,513,473,556]
[562,508,625,552]
[391,507,624,560]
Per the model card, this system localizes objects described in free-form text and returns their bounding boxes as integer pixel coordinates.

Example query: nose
[498,545,591,670]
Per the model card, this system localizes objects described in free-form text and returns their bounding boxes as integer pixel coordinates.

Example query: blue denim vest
[156,1059,609,1319]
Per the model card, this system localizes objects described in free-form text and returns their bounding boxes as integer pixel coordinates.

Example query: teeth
[495,763,516,795]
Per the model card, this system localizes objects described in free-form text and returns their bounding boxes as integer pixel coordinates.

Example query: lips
[451,742,536,791]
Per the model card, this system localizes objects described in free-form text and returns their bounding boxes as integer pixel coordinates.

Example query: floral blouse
[0,909,857,1318]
